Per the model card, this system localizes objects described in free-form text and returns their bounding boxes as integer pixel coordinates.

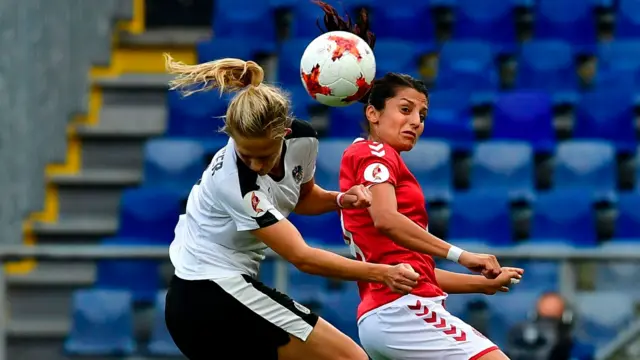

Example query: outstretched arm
[436,268,524,295]
[294,179,342,215]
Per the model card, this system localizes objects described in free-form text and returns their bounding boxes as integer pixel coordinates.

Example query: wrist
[336,192,345,208]
[446,245,464,263]
[370,263,391,283]
[477,276,496,294]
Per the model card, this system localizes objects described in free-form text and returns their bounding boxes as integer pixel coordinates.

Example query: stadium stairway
[7,21,206,360]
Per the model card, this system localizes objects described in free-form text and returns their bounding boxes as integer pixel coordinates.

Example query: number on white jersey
[339,211,365,262]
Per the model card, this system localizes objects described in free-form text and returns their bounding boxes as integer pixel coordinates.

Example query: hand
[458,252,502,279]
[483,267,524,295]
[383,263,420,294]
[340,185,372,209]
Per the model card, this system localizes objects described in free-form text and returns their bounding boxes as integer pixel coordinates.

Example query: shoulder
[207,149,259,203]
[344,138,399,162]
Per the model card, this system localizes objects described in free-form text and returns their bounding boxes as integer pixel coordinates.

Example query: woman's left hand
[483,267,524,295]
[340,185,373,209]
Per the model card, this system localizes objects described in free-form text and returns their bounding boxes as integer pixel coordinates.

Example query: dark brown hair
[313,1,428,132]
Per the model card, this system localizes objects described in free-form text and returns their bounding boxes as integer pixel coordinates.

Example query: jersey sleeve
[351,143,400,187]
[303,137,319,184]
[214,176,284,232]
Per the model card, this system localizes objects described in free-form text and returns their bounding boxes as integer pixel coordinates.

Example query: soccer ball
[300,30,376,107]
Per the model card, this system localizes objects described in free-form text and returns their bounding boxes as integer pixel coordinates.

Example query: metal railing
[0,244,636,360]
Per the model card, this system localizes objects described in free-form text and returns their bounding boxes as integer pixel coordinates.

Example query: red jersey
[339,138,444,319]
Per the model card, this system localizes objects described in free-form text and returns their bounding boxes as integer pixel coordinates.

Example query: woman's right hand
[458,252,502,279]
[384,263,420,294]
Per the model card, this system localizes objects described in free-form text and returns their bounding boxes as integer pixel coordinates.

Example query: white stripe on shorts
[212,276,314,341]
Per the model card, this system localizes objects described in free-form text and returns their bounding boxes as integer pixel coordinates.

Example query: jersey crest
[364,162,390,183]
[243,190,272,218]
[292,165,304,184]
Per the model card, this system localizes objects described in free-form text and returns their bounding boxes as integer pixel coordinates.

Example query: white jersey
[169,120,319,281]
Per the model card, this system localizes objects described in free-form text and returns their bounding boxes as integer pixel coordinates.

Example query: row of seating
[64,283,629,355]
[144,138,640,198]
[168,88,640,147]
[211,0,640,51]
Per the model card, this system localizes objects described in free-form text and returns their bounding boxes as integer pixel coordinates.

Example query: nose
[249,160,266,173]
[408,112,421,127]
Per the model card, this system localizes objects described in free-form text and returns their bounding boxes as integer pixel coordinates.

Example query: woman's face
[366,87,428,152]
[233,135,284,176]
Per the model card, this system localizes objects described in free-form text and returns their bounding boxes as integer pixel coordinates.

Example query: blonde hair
[164,54,292,139]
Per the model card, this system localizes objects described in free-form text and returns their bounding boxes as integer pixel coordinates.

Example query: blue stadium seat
[118,187,183,244]
[471,141,534,199]
[212,0,276,53]
[315,139,353,189]
[370,1,436,45]
[516,41,578,104]
[575,292,634,347]
[614,193,640,239]
[573,90,637,153]
[166,89,228,138]
[288,264,330,299]
[595,240,640,300]
[453,0,517,53]
[321,283,360,342]
[615,0,640,39]
[424,90,475,150]
[197,39,258,63]
[437,41,498,97]
[148,291,182,356]
[401,140,452,201]
[289,85,319,121]
[485,290,544,347]
[329,105,367,138]
[64,289,135,356]
[492,91,555,152]
[533,0,597,53]
[553,140,616,201]
[290,1,331,39]
[96,237,160,303]
[288,211,344,246]
[511,242,576,290]
[143,138,206,189]
[597,40,640,73]
[374,40,422,77]
[278,39,309,87]
[530,190,597,246]
[448,190,513,246]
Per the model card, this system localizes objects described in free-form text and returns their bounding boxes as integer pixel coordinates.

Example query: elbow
[372,213,397,234]
[285,245,315,271]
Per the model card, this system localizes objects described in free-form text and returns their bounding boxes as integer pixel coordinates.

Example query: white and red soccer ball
[300,30,376,107]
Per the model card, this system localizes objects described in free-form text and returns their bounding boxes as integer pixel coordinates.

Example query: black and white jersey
[169,120,319,281]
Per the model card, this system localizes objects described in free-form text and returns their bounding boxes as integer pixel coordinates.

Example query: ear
[284,128,292,136]
[365,105,379,125]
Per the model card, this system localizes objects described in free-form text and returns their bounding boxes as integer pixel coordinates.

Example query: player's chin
[396,138,417,152]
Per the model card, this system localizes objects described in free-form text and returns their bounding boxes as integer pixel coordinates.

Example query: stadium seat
[328,105,367,138]
[166,89,228,138]
[117,187,183,244]
[278,38,310,87]
[511,242,577,291]
[148,291,182,356]
[290,1,332,39]
[615,0,640,39]
[484,290,544,347]
[530,190,597,246]
[96,237,160,303]
[437,41,498,98]
[143,138,207,189]
[288,211,344,246]
[470,141,534,199]
[516,41,578,103]
[374,40,422,77]
[401,140,453,201]
[595,240,640,300]
[597,40,640,73]
[573,89,637,153]
[424,90,475,150]
[533,0,597,53]
[492,91,556,152]
[452,0,517,53]
[448,190,513,246]
[212,0,276,52]
[289,85,319,121]
[320,283,360,342]
[553,140,616,201]
[574,292,634,347]
[64,289,135,356]
[614,193,640,238]
[370,0,436,45]
[197,39,258,63]
[315,139,354,189]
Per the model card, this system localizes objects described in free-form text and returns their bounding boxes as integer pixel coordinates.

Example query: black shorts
[165,275,319,360]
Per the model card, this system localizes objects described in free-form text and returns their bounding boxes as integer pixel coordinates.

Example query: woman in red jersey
[313,2,524,360]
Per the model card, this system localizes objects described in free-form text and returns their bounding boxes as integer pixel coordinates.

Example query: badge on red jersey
[363,162,390,183]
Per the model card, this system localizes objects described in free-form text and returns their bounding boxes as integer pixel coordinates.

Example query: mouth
[401,131,417,140]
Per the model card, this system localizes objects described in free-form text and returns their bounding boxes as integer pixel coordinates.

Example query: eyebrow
[400,97,428,110]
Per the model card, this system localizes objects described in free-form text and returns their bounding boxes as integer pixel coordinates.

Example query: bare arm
[368,183,454,259]
[293,179,340,215]
[435,269,491,294]
[252,218,387,283]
